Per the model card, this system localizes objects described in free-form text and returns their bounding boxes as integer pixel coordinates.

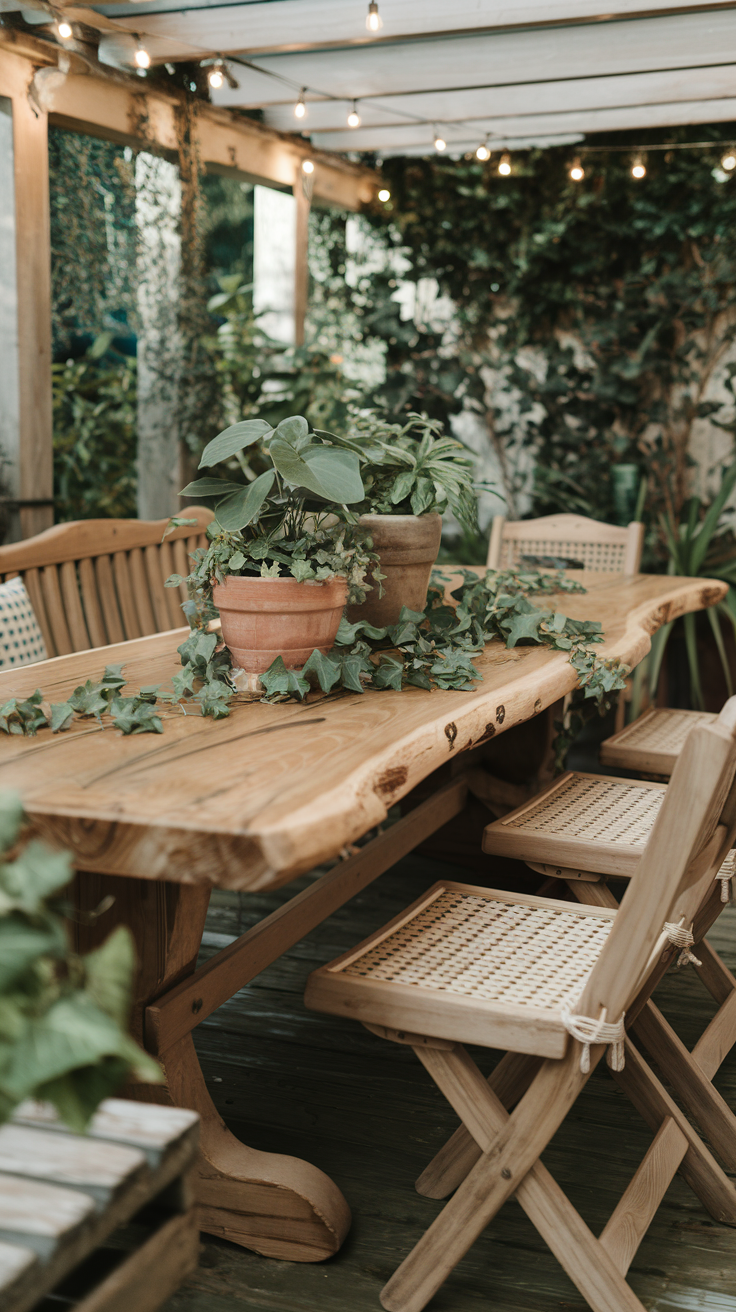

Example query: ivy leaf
[406,667,433,690]
[194,679,234,719]
[165,573,184,589]
[260,656,309,700]
[110,699,163,735]
[371,656,404,691]
[290,558,315,583]
[50,703,74,732]
[335,616,388,645]
[503,611,545,647]
[69,683,111,718]
[301,648,341,693]
[338,653,368,693]
[178,630,218,670]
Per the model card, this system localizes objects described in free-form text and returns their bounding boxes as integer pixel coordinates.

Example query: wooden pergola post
[0,47,53,540]
[294,165,312,348]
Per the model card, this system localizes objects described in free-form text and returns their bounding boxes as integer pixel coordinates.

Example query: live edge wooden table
[0,572,724,1264]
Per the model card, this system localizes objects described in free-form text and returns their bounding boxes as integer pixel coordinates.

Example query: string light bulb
[56,16,73,39]
[476,142,491,162]
[722,149,736,171]
[347,101,361,128]
[366,0,383,30]
[569,158,584,181]
[134,38,150,69]
[631,156,646,179]
[302,159,315,174]
[498,152,511,175]
[208,61,224,89]
[434,132,446,152]
[294,90,306,119]
[378,187,390,201]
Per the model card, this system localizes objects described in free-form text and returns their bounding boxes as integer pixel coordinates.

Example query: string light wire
[40,10,736,164]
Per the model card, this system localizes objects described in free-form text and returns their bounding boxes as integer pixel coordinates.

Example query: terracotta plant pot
[212,574,348,674]
[347,512,443,628]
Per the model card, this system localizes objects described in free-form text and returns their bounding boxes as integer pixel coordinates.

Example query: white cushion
[0,578,48,668]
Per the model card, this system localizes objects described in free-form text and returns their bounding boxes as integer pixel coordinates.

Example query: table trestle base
[135,776,468,1259]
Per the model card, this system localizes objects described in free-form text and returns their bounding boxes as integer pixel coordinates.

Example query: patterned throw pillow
[0,578,48,668]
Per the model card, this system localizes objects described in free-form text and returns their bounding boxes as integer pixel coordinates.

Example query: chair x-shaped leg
[572,875,736,1186]
[402,881,736,1312]
[382,1029,736,1312]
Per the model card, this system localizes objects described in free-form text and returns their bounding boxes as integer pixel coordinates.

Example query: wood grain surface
[0,571,723,891]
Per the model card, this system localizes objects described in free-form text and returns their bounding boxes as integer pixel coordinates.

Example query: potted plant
[332,413,478,627]
[173,415,374,673]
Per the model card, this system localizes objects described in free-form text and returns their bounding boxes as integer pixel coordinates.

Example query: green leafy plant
[0,791,161,1129]
[259,568,628,719]
[637,458,736,710]
[52,338,137,522]
[335,412,479,534]
[169,413,377,605]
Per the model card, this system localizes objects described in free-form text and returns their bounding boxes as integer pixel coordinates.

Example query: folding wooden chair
[487,512,644,574]
[306,700,736,1312]
[481,765,736,1188]
[600,706,716,779]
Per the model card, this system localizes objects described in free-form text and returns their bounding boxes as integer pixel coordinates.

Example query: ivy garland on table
[0,570,627,767]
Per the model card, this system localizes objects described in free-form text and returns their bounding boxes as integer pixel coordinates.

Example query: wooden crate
[0,1098,199,1312]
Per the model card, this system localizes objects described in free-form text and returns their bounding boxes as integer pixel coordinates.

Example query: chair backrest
[0,507,213,658]
[580,696,736,1023]
[486,513,644,574]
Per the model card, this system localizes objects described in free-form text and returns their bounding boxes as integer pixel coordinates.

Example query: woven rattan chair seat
[482,771,667,877]
[305,882,617,1058]
[600,708,717,778]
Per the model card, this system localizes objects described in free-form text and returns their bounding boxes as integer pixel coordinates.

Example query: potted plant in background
[335,413,479,627]
[172,414,374,672]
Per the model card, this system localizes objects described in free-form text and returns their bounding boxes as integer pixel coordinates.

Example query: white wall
[253,185,295,344]
[135,151,183,519]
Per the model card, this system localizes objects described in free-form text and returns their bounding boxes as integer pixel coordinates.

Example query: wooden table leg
[71,872,351,1263]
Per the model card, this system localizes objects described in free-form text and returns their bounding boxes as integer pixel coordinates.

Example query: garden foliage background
[48,120,736,571]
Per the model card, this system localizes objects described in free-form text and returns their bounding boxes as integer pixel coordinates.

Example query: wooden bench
[0,1098,200,1312]
[0,508,212,658]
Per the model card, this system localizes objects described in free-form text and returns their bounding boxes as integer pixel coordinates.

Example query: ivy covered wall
[363,125,736,542]
[48,120,736,550]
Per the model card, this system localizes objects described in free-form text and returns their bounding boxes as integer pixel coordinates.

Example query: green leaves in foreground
[0,794,161,1130]
[260,568,628,723]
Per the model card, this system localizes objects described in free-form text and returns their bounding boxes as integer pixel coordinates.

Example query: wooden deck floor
[162,852,736,1312]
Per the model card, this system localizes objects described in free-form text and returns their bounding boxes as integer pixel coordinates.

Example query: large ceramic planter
[212,575,348,673]
[347,512,443,628]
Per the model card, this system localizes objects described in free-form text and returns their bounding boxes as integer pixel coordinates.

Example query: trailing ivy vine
[2,571,626,762]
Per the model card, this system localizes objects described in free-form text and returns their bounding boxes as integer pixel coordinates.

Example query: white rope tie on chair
[717,850,736,903]
[560,1004,626,1074]
[664,921,702,968]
